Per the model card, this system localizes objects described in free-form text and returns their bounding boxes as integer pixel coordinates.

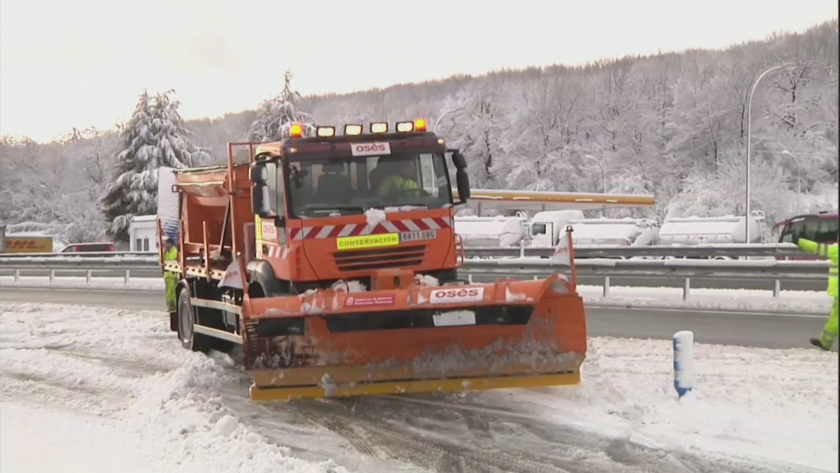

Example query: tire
[177,286,212,353]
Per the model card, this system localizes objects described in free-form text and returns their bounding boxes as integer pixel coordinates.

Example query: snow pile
[330,280,367,293]
[364,208,386,227]
[476,337,839,471]
[121,356,342,472]
[504,286,528,301]
[432,310,476,326]
[369,333,581,378]
[414,274,440,287]
[2,404,163,473]
[0,302,346,473]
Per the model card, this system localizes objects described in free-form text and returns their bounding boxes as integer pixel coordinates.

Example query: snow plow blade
[240,274,587,401]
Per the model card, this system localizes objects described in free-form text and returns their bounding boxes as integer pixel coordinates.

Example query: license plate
[400,230,437,242]
[432,310,476,327]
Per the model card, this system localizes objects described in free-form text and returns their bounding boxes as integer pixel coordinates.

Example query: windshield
[284,152,452,218]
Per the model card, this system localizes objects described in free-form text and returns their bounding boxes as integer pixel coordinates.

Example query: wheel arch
[246,259,286,297]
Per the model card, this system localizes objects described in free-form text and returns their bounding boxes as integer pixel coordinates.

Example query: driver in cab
[377,160,420,198]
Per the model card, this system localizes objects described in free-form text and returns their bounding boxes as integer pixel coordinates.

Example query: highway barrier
[0,242,810,260]
[0,256,828,300]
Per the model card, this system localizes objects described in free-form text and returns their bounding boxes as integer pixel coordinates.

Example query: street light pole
[584,154,606,193]
[584,154,607,217]
[781,150,802,214]
[433,107,463,133]
[745,62,795,243]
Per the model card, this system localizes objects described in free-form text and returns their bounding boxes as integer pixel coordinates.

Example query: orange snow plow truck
[158,119,587,401]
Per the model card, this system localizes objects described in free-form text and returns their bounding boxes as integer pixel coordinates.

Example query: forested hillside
[1,20,837,243]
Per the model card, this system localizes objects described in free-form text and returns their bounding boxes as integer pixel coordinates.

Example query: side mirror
[451,150,467,170]
[250,162,274,218]
[456,168,470,203]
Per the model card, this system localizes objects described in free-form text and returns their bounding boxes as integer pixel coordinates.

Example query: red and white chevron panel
[289,216,453,240]
[264,245,290,258]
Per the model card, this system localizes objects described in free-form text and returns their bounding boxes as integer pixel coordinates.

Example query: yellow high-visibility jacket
[377,175,419,198]
[798,239,838,297]
[163,246,179,281]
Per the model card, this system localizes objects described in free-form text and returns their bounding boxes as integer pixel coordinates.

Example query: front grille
[333,245,426,272]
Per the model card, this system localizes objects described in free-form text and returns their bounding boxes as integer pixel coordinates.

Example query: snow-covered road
[1,302,837,472]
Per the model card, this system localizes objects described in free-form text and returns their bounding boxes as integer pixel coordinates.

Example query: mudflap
[169,311,178,332]
[239,274,587,401]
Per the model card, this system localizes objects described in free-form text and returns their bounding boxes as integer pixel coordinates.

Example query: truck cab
[248,120,472,291]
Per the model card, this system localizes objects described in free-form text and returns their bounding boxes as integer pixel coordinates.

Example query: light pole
[782,150,802,214]
[433,107,463,133]
[745,62,795,243]
[584,154,606,193]
[584,154,607,217]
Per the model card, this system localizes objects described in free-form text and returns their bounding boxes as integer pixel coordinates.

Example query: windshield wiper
[303,204,366,213]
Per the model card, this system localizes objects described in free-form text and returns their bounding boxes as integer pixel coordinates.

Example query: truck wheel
[177,287,211,353]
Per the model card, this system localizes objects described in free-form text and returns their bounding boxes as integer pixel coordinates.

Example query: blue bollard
[673,330,694,398]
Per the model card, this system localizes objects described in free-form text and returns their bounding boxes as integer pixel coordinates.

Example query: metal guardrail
[465,243,806,259]
[0,243,808,260]
[0,251,156,258]
[0,256,829,300]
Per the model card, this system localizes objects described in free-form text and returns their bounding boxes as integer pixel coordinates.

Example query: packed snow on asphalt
[1,302,837,473]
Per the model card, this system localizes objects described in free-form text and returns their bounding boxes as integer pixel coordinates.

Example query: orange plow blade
[240,274,587,401]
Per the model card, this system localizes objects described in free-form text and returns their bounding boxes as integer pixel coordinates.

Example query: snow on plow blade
[240,274,587,401]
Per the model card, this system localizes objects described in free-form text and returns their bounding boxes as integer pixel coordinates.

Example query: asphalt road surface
[0,286,825,350]
[0,268,825,291]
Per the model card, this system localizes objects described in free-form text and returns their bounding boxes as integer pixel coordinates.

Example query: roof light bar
[396,121,414,132]
[344,124,363,136]
[316,126,335,137]
[370,122,388,134]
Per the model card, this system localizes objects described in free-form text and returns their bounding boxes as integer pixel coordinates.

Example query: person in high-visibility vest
[797,237,838,350]
[162,238,179,313]
[377,161,420,198]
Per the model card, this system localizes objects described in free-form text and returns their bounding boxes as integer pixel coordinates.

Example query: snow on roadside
[0,302,345,473]
[1,275,832,314]
[477,337,839,472]
[1,404,162,473]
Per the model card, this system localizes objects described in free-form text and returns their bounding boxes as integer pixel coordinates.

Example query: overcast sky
[1,0,836,142]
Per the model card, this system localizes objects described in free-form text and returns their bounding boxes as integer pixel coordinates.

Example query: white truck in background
[529,212,660,248]
[528,210,584,247]
[658,211,767,245]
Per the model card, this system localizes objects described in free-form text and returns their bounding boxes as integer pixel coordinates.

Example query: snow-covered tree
[100,90,209,242]
[248,70,317,141]
[437,79,509,188]
[666,148,793,221]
